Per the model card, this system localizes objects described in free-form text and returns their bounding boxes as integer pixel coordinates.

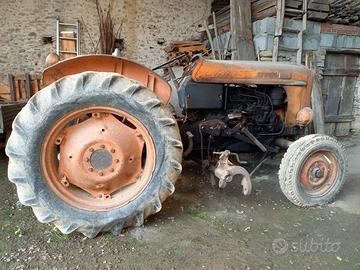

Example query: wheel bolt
[89,167,94,172]
[111,149,115,153]
[115,159,120,163]
[89,148,94,153]
[99,171,104,176]
[55,134,64,145]
[100,145,105,149]
[110,168,115,172]
[85,158,90,162]
[100,194,111,200]
[60,178,69,187]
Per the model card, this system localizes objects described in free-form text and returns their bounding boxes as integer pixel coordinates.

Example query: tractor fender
[42,55,172,104]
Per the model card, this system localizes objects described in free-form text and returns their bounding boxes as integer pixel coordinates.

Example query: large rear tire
[6,72,183,238]
[279,134,347,207]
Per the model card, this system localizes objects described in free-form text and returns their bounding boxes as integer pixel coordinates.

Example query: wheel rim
[299,150,339,197]
[41,106,156,211]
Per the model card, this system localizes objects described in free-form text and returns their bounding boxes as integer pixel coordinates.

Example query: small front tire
[279,134,347,207]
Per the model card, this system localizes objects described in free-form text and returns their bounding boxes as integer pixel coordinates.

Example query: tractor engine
[179,81,287,161]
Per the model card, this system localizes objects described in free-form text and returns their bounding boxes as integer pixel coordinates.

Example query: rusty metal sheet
[192,59,312,86]
[42,55,172,104]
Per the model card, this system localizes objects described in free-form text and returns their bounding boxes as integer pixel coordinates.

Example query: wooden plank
[321,53,359,136]
[322,76,343,116]
[308,2,330,12]
[325,122,336,135]
[8,74,15,102]
[325,115,356,123]
[297,0,308,65]
[323,68,360,76]
[252,6,276,20]
[311,78,326,134]
[213,12,223,59]
[252,0,276,13]
[311,0,329,4]
[0,84,11,101]
[273,0,285,62]
[308,10,328,20]
[286,0,303,8]
[230,0,255,60]
[334,122,351,136]
[203,21,217,60]
[25,74,31,99]
[338,76,357,116]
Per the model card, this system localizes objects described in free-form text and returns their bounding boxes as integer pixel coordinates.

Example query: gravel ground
[0,135,359,270]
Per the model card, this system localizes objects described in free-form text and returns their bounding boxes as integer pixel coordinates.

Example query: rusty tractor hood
[192,59,314,86]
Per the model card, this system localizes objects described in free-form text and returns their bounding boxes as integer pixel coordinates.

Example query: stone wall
[0,0,211,84]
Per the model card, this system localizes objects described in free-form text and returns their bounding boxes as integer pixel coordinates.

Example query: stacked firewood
[164,41,208,60]
[251,0,330,21]
[205,0,331,36]
[209,0,360,27]
[328,0,360,26]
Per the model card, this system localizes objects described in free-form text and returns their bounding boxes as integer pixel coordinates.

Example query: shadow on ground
[0,136,359,269]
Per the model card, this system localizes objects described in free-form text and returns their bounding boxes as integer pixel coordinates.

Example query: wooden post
[297,0,308,65]
[203,20,217,60]
[230,0,255,60]
[8,74,15,102]
[273,0,285,62]
[25,74,31,100]
[212,12,223,60]
[311,77,326,134]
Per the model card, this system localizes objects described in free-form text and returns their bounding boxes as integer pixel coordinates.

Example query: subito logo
[272,238,289,255]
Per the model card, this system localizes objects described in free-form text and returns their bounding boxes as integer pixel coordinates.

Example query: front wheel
[279,134,347,207]
[6,72,183,237]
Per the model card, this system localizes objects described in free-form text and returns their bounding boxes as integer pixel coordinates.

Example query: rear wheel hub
[59,113,143,198]
[41,107,156,211]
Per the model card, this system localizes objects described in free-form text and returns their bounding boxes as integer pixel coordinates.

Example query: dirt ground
[0,135,359,270]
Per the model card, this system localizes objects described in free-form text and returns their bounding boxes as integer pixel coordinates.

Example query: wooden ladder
[272,0,308,64]
[56,16,81,59]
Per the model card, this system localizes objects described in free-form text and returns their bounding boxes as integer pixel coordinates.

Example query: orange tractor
[6,54,347,238]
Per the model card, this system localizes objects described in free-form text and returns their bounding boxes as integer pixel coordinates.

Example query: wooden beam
[25,73,31,100]
[8,74,15,102]
[230,0,255,60]
[325,115,355,123]
[311,78,326,134]
[273,0,285,62]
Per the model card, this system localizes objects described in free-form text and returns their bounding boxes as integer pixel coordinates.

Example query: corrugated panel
[0,102,26,134]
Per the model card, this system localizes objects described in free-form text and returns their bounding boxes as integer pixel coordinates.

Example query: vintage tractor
[6,54,347,238]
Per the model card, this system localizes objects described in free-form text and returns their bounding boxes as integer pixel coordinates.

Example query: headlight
[296,107,314,126]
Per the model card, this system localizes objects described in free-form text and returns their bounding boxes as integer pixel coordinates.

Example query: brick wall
[0,0,210,84]
[321,23,360,36]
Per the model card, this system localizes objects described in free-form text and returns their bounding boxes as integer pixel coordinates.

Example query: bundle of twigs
[96,0,123,54]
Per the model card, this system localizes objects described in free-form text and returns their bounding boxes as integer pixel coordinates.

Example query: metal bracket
[213,150,252,195]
